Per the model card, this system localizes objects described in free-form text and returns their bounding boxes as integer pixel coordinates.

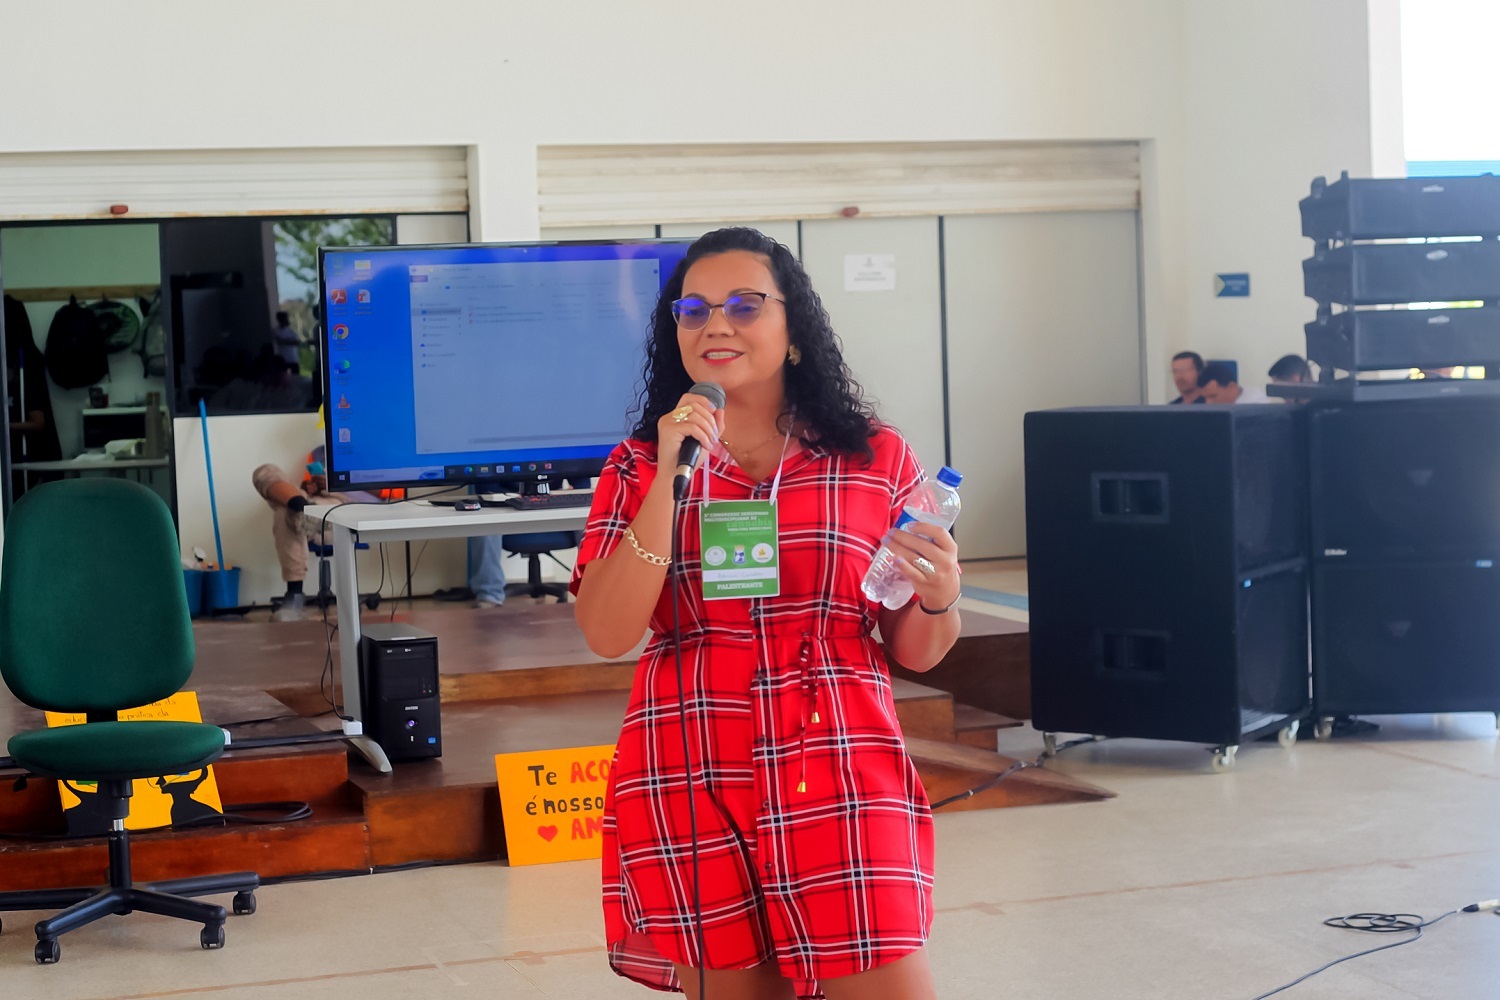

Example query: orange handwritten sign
[494,743,615,866]
[45,691,223,834]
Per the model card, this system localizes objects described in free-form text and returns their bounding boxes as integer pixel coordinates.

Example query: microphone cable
[1250,908,1464,999]
[670,482,709,1000]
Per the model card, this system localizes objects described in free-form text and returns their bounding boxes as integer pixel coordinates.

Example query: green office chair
[0,479,258,964]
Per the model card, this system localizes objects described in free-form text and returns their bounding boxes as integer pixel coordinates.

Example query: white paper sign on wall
[844,254,896,292]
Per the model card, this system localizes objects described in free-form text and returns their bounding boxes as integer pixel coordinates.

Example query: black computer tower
[1024,407,1310,753]
[358,623,442,761]
[1309,400,1500,718]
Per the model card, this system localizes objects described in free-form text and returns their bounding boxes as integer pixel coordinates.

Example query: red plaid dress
[570,425,935,997]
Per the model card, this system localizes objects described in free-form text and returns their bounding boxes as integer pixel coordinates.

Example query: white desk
[307,499,591,772]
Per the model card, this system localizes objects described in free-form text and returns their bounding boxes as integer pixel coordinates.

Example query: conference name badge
[700,500,779,600]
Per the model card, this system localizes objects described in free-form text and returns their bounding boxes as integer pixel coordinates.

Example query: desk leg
[330,522,392,774]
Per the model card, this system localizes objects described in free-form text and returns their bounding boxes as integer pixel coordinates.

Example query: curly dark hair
[629,227,877,459]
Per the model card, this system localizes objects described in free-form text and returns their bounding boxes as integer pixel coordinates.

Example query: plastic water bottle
[861,466,963,610]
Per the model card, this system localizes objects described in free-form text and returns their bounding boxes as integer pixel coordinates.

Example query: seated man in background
[1198,362,1272,405]
[1268,354,1311,386]
[433,474,592,609]
[1169,351,1207,405]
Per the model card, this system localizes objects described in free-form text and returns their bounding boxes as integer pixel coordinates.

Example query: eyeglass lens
[672,294,767,330]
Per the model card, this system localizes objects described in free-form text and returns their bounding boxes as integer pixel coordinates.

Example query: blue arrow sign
[1215,273,1250,297]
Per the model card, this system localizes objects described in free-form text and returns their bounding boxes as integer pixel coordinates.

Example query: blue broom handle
[197,399,226,569]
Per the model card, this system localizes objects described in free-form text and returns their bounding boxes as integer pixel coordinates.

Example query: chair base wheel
[35,938,60,964]
[201,924,225,950]
[232,891,257,916]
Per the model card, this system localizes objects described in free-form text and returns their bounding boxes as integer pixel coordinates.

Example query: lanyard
[701,426,793,504]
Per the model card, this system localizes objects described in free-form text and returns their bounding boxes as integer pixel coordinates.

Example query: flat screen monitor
[318,239,692,491]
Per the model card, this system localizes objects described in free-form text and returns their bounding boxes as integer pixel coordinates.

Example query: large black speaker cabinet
[1025,407,1309,751]
[1313,560,1500,717]
[1309,398,1500,559]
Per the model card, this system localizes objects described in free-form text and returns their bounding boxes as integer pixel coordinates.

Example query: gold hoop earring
[787,345,802,366]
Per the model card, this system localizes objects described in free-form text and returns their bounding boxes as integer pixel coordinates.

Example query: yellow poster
[46,691,224,835]
[495,744,615,866]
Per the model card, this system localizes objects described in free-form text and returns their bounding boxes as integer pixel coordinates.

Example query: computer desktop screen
[318,239,692,491]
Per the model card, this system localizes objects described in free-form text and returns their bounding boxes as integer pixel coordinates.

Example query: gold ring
[913,557,937,578]
[671,405,693,423]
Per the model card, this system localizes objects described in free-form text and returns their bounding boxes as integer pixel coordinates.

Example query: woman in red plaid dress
[574,228,961,1000]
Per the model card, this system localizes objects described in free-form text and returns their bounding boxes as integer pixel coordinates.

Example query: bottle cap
[936,466,963,488]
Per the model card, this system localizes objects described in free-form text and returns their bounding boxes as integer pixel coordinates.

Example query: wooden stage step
[905,738,1114,811]
[952,704,1025,750]
[0,603,1089,882]
[0,744,368,892]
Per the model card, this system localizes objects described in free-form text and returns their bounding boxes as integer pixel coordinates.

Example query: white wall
[0,0,1396,440]
[1178,0,1382,395]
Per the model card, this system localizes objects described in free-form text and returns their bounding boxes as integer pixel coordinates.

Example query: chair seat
[502,530,581,555]
[9,721,225,781]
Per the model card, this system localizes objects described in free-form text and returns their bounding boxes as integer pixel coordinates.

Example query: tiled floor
[5,559,1498,998]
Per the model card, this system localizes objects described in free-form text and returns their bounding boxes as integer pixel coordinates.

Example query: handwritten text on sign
[494,743,615,866]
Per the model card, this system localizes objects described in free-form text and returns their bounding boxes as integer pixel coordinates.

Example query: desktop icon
[357,289,371,304]
[337,395,350,409]
[329,289,348,305]
[338,427,351,444]
[354,260,371,271]
[332,324,349,340]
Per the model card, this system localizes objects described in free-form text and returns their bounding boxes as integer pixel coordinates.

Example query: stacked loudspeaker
[1300,172,1500,396]
[1299,174,1500,733]
[1026,174,1500,769]
[1024,407,1309,770]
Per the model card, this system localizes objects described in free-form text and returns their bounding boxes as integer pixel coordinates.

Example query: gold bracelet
[623,527,670,567]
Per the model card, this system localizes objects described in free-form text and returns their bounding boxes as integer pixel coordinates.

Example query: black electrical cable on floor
[1250,910,1459,999]
[669,495,709,1000]
[929,735,1103,810]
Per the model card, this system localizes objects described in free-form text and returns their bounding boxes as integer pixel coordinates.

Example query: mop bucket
[182,568,206,618]
[203,567,241,612]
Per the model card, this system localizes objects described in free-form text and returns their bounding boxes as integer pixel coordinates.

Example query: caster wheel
[364,595,381,611]
[1041,733,1057,758]
[232,891,257,916]
[201,924,225,950]
[1277,721,1300,748]
[1314,716,1334,741]
[1211,746,1238,772]
[35,939,59,964]
[1493,712,1499,735]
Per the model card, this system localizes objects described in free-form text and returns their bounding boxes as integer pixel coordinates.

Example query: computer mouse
[454,498,482,511]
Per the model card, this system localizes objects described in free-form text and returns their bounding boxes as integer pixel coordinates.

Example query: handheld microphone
[672,382,726,499]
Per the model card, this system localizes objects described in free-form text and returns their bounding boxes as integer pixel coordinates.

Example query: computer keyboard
[502,491,596,510]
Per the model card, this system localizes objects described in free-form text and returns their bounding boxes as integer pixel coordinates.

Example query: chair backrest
[1,479,194,714]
